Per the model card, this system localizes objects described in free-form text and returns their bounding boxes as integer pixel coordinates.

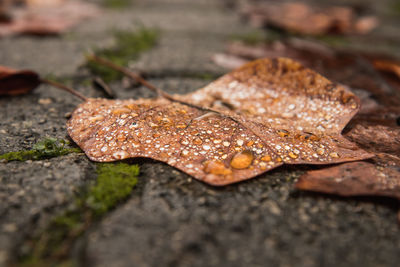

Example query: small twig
[92,76,115,98]
[87,54,172,100]
[41,78,88,101]
[86,54,224,111]
[86,54,220,112]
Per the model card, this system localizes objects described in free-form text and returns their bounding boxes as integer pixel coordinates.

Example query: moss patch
[85,27,159,82]
[391,0,400,15]
[0,138,81,162]
[18,163,139,266]
[102,0,132,9]
[87,163,140,216]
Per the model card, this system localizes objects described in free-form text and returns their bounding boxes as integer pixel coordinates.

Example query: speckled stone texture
[0,0,400,266]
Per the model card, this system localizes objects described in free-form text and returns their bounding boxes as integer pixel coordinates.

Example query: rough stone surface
[85,164,400,267]
[0,0,400,266]
[0,155,93,266]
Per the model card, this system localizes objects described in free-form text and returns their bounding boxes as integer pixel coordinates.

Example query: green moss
[103,0,132,9]
[17,163,139,266]
[0,138,81,162]
[80,77,93,87]
[391,0,400,15]
[88,163,139,216]
[85,27,159,82]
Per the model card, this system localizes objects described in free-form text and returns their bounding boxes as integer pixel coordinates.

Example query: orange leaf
[67,58,372,186]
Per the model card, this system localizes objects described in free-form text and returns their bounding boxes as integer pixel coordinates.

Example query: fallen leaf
[296,107,400,203]
[211,53,249,70]
[241,2,378,35]
[0,65,40,95]
[26,0,65,7]
[373,60,400,80]
[346,124,400,155]
[0,65,87,99]
[296,154,400,200]
[68,58,372,186]
[353,16,379,35]
[213,40,338,71]
[214,40,400,108]
[68,97,283,185]
[0,0,12,22]
[0,0,100,36]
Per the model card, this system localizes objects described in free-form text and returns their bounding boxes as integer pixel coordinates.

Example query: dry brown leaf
[0,0,100,36]
[0,65,88,99]
[68,58,372,186]
[296,154,400,200]
[373,60,400,80]
[215,40,400,109]
[213,40,338,72]
[241,2,378,35]
[26,0,65,7]
[211,53,249,70]
[354,16,379,35]
[0,0,12,22]
[346,124,400,156]
[0,65,40,95]
[296,108,400,203]
[68,98,283,185]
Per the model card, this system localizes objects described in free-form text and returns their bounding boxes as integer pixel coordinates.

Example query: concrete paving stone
[0,154,93,266]
[0,0,399,266]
